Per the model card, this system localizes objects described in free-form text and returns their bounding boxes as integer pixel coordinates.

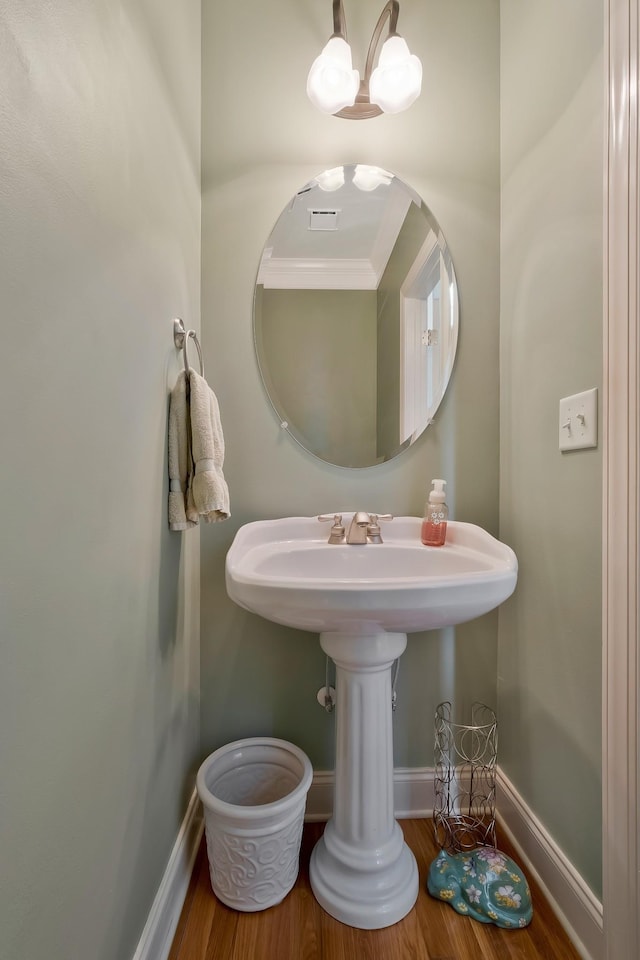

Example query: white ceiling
[258,170,418,290]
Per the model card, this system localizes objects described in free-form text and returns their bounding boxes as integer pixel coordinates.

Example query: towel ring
[173,318,204,377]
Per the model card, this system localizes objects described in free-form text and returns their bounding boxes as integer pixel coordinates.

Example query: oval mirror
[254,164,459,468]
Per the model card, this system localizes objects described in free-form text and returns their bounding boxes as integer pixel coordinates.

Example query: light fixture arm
[362,1,399,82]
[333,1,400,120]
[331,0,348,40]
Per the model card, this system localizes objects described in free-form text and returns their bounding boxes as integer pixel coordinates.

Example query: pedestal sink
[225,515,517,929]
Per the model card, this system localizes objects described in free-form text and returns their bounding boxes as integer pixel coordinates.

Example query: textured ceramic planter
[197,737,313,911]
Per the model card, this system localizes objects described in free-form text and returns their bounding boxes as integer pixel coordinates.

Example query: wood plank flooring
[169,820,581,960]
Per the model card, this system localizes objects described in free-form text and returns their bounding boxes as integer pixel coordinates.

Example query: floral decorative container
[196,737,313,912]
[427,846,533,928]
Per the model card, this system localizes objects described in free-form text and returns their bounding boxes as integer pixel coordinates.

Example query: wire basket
[433,701,497,853]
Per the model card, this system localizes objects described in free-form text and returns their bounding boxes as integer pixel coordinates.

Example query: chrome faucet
[346,512,394,544]
[346,511,372,544]
[318,514,346,543]
[365,513,393,543]
[318,512,394,544]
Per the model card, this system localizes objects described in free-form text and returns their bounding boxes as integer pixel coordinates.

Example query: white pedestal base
[309,630,419,929]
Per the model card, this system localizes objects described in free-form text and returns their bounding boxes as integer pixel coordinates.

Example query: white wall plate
[559,388,598,451]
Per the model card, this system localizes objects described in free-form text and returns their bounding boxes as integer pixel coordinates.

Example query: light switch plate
[559,388,598,451]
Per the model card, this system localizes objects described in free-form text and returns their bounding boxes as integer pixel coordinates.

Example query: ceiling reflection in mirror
[253,164,459,468]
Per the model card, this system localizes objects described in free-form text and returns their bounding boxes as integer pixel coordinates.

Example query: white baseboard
[306,766,603,960]
[304,769,335,821]
[136,767,604,960]
[132,787,204,960]
[304,766,436,822]
[496,769,603,960]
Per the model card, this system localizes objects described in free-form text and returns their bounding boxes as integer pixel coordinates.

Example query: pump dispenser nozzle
[429,479,447,503]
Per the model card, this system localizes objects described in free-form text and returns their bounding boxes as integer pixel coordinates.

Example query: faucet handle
[318,514,345,544]
[367,514,393,543]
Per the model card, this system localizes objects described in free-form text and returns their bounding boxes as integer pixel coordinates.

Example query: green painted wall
[0,3,201,959]
[201,0,501,770]
[0,1,607,954]
[257,287,378,466]
[499,0,603,895]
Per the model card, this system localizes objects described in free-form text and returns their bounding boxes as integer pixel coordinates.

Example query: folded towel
[188,369,230,522]
[168,371,198,531]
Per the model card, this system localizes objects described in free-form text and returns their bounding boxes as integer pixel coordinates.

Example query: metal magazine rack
[433,701,498,853]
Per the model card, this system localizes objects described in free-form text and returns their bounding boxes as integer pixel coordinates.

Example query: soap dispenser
[421,479,448,546]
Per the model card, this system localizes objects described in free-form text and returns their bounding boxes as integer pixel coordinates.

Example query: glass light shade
[306,37,360,114]
[352,164,394,191]
[315,166,346,191]
[369,35,422,114]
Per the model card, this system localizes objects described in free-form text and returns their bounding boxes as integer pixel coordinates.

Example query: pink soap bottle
[421,479,448,546]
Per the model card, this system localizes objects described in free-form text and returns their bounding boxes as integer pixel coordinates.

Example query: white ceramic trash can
[196,737,313,912]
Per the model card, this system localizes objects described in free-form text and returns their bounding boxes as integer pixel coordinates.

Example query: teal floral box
[427,847,533,929]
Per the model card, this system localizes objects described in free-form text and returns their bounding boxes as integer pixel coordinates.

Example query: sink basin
[225,513,518,931]
[225,515,517,633]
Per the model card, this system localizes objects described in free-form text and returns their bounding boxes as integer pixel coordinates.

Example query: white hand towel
[168,371,198,531]
[188,369,230,522]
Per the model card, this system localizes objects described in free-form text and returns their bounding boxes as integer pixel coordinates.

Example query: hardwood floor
[169,820,581,960]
